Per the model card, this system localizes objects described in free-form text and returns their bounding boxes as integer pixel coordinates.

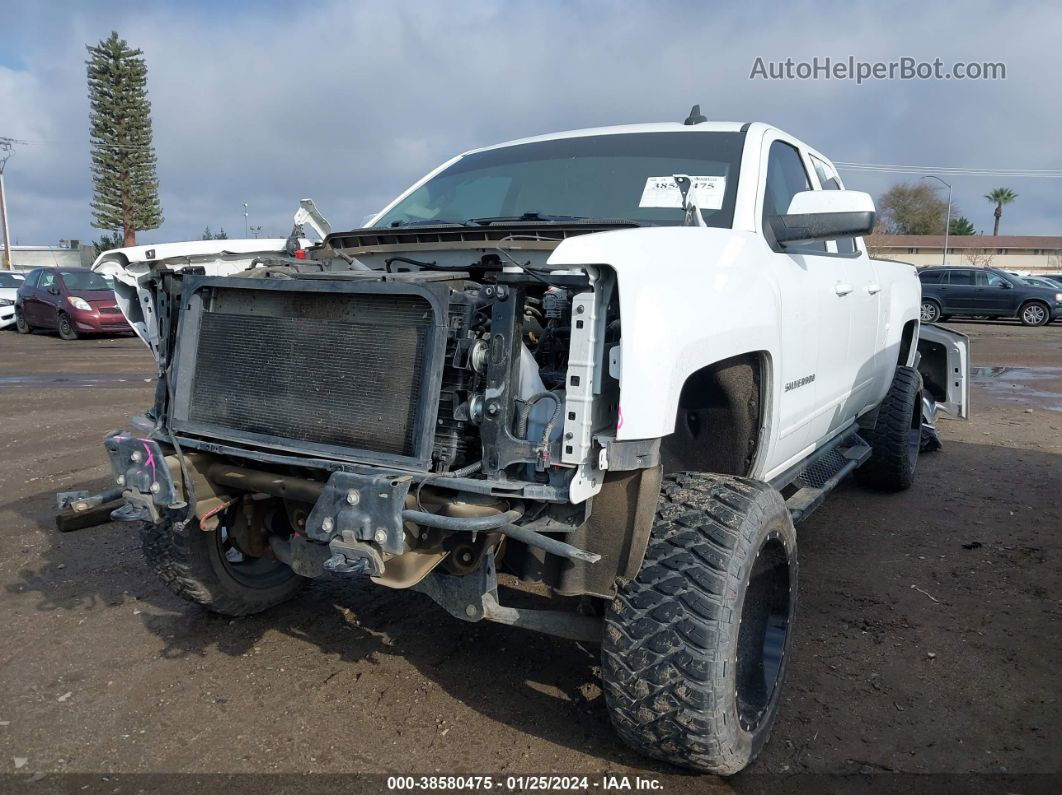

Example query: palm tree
[984,187,1017,236]
[949,216,976,236]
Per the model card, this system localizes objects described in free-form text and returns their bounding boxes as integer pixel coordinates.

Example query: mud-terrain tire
[14,308,31,334]
[140,512,306,616]
[856,366,922,491]
[602,473,797,775]
[57,312,79,340]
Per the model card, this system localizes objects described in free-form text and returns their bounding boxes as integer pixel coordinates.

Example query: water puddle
[0,374,153,388]
[972,366,1062,413]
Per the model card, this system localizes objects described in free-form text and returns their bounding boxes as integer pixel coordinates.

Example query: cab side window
[39,271,56,290]
[763,141,826,252]
[810,155,857,254]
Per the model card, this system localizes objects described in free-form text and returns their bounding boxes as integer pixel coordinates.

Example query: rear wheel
[57,311,79,340]
[140,510,306,616]
[857,366,922,491]
[920,300,941,323]
[602,473,797,775]
[1019,301,1049,327]
[14,308,31,334]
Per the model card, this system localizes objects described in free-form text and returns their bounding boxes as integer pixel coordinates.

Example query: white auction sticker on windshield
[638,176,726,210]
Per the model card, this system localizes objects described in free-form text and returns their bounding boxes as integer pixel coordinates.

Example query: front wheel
[602,473,797,775]
[57,312,79,340]
[140,510,306,616]
[1019,302,1049,327]
[14,308,31,334]
[857,366,922,491]
[920,300,941,323]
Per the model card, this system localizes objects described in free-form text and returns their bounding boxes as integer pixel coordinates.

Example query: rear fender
[916,323,970,419]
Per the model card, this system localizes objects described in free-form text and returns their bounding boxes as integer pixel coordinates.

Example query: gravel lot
[0,321,1059,791]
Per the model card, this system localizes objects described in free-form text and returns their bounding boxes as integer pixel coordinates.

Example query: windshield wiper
[466,212,640,226]
[387,219,471,228]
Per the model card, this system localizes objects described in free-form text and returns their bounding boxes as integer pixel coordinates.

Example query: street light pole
[243,203,249,238]
[0,139,15,269]
[0,171,11,269]
[923,175,951,266]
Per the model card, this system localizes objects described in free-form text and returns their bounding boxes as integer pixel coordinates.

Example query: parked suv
[918,266,1062,326]
[15,267,130,339]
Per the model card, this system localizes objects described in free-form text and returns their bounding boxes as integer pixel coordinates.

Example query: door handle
[833,282,854,296]
[866,283,882,295]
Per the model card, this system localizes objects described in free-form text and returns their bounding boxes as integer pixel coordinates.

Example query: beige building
[868,235,1062,273]
[0,243,93,270]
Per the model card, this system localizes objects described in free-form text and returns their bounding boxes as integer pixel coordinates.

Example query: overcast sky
[1,0,1060,247]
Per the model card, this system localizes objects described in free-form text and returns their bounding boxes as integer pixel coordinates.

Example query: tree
[984,187,1017,236]
[92,231,125,256]
[963,248,995,268]
[202,226,229,240]
[863,219,892,259]
[876,182,950,235]
[949,216,976,236]
[86,32,163,247]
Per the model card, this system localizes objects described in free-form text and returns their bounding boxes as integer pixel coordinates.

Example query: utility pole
[0,137,21,270]
[922,175,952,266]
[243,203,249,238]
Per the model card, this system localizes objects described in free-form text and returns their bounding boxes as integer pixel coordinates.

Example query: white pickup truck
[102,117,968,774]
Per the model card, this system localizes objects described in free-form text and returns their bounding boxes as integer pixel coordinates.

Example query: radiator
[181,286,436,458]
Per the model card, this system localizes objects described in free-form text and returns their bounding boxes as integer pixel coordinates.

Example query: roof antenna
[683,104,707,125]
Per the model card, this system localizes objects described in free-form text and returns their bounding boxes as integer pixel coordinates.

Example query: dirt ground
[0,320,1059,792]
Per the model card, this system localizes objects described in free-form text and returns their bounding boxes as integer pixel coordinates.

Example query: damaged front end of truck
[103,220,661,641]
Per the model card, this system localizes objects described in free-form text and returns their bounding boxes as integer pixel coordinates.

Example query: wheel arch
[897,319,919,368]
[1018,297,1050,317]
[661,351,769,478]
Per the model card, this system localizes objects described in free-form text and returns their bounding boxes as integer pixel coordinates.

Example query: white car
[0,271,28,329]
[103,119,969,775]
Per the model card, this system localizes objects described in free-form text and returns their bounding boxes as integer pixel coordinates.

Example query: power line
[834,161,1062,178]
[5,136,151,151]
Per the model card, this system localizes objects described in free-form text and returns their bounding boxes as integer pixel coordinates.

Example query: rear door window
[946,270,974,285]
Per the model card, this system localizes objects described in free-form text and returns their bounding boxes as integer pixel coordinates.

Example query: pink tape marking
[140,439,157,481]
[617,405,624,431]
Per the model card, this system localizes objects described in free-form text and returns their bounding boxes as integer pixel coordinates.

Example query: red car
[15,267,131,339]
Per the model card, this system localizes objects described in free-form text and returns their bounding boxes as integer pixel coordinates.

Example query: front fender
[549,227,780,441]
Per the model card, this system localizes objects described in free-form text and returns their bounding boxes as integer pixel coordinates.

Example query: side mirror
[770,190,875,245]
[1000,282,1013,289]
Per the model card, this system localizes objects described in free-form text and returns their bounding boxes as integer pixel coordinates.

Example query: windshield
[61,271,112,291]
[374,132,745,229]
[0,273,25,288]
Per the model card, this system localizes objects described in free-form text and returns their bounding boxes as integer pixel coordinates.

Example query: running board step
[785,431,872,524]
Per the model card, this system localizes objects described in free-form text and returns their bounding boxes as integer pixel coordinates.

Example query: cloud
[1,0,1059,247]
